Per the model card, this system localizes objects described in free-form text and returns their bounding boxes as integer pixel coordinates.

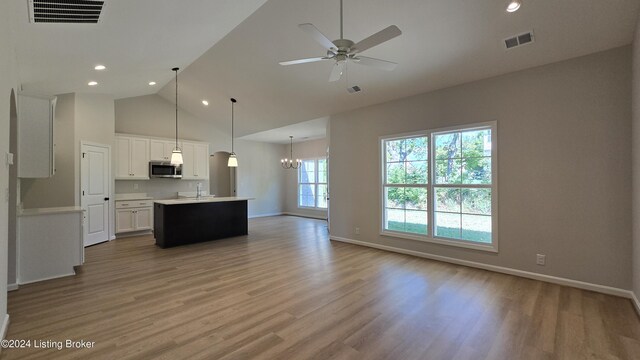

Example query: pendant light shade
[170,150,183,165]
[228,98,238,167]
[170,67,183,165]
[228,153,238,167]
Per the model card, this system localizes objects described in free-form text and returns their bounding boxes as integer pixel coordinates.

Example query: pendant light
[170,67,183,165]
[228,98,238,167]
[281,136,301,169]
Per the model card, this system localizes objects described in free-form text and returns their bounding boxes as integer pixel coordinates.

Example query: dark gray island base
[153,197,252,248]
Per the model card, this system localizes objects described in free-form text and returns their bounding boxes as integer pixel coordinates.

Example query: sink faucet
[196,183,203,200]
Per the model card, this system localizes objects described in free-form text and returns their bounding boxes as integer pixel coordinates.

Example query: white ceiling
[11,0,268,99]
[157,0,640,139]
[239,117,328,144]
[10,0,640,141]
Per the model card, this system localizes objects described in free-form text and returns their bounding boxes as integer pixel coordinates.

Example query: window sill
[380,230,498,253]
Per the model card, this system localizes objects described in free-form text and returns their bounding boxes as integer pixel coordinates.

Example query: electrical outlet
[133,183,139,190]
[536,254,546,266]
[355,227,360,235]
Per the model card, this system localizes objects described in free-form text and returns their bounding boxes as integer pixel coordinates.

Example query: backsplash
[115,179,211,200]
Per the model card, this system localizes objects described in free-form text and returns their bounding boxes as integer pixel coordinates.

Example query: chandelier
[281,136,301,169]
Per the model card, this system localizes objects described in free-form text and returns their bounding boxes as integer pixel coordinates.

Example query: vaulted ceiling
[10,0,640,140]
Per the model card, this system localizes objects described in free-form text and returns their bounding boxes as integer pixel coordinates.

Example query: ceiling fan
[279,0,402,82]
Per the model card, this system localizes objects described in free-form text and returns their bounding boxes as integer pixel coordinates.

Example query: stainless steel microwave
[149,161,182,179]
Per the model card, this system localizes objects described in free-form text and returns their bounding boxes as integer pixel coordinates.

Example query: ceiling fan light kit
[279,0,402,84]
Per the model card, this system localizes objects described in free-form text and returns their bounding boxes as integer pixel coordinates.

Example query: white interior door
[81,143,111,247]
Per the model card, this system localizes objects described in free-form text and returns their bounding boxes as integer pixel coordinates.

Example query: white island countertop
[154,197,254,206]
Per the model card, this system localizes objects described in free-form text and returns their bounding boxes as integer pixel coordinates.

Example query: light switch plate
[6,152,14,166]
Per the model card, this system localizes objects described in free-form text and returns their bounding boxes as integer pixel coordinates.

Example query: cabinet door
[130,138,150,179]
[194,144,209,179]
[18,95,54,178]
[115,137,132,179]
[181,142,195,179]
[150,140,167,161]
[134,207,153,230]
[115,209,135,233]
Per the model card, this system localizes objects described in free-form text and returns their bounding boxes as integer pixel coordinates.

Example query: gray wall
[632,17,640,302]
[329,46,632,289]
[115,94,284,217]
[282,138,328,219]
[8,92,17,287]
[0,0,21,333]
[210,151,232,197]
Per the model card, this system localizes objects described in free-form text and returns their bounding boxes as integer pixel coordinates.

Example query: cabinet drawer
[116,200,153,209]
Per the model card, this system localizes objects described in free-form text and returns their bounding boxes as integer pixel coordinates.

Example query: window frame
[379,121,498,253]
[298,157,328,210]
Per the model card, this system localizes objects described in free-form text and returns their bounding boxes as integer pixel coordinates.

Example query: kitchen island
[153,197,253,248]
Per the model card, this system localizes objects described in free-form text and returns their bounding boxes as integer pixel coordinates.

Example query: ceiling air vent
[28,0,105,24]
[504,30,535,50]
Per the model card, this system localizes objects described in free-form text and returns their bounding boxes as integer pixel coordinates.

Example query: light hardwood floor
[2,216,640,360]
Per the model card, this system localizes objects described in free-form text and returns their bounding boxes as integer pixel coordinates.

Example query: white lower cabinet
[115,200,153,234]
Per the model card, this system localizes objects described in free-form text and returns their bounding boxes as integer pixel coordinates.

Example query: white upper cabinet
[116,134,208,181]
[18,94,56,178]
[181,142,209,180]
[115,135,149,180]
[194,144,209,179]
[150,140,175,162]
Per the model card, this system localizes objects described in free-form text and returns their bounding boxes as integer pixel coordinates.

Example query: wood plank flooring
[2,216,640,359]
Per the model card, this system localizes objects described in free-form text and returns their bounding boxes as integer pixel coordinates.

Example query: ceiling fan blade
[352,56,398,71]
[298,23,336,51]
[351,25,402,54]
[279,57,330,66]
[329,61,345,82]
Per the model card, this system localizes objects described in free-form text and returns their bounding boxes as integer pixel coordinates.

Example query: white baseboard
[282,212,327,220]
[249,212,283,219]
[330,236,633,299]
[0,314,9,341]
[7,283,18,291]
[18,271,76,286]
[632,291,640,317]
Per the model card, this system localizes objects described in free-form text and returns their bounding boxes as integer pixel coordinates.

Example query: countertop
[18,206,84,217]
[154,197,254,205]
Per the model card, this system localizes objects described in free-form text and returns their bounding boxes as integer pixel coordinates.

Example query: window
[383,136,429,236]
[381,122,497,251]
[299,158,328,209]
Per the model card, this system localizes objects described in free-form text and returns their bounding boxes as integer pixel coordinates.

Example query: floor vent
[28,0,105,24]
[504,31,535,49]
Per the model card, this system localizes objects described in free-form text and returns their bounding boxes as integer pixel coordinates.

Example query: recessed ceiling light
[94,65,106,70]
[148,81,156,86]
[88,81,98,86]
[202,100,209,106]
[506,0,521,12]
